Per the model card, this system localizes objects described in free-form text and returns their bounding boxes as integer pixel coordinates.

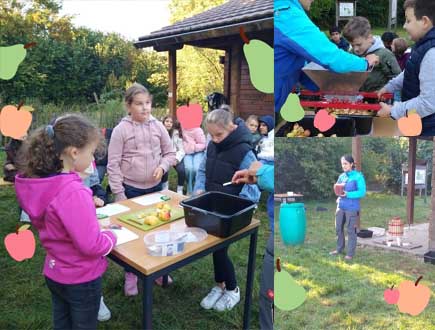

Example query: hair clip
[45,125,54,138]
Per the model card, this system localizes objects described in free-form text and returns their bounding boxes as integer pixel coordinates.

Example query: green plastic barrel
[279,203,306,245]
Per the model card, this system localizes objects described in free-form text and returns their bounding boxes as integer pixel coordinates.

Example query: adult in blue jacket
[232,162,274,330]
[330,155,366,260]
[274,0,380,113]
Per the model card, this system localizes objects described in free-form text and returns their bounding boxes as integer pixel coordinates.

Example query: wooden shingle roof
[135,0,273,48]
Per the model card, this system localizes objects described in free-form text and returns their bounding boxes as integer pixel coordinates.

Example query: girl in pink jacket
[107,83,176,294]
[182,126,206,194]
[15,114,117,330]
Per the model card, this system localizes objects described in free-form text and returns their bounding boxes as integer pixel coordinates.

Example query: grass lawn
[0,152,270,329]
[274,193,435,330]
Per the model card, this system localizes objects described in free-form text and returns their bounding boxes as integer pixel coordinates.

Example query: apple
[4,224,35,262]
[162,203,171,211]
[396,276,431,316]
[0,102,33,139]
[144,215,159,226]
[384,285,400,304]
[176,103,203,130]
[156,202,165,209]
[398,110,422,136]
[314,109,336,132]
[158,210,171,221]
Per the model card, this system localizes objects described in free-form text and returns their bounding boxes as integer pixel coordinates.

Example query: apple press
[300,62,393,113]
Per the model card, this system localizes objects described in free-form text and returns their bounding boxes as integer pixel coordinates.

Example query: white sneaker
[98,296,111,322]
[200,286,224,310]
[177,186,183,194]
[213,287,240,312]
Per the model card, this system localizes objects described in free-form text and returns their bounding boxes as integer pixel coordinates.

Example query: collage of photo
[0,0,434,330]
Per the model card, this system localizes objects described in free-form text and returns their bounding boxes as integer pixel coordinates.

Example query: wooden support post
[429,138,435,250]
[407,137,417,225]
[229,43,242,116]
[352,136,362,171]
[168,49,177,118]
[352,136,362,229]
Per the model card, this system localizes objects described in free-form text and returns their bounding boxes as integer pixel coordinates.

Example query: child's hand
[377,87,388,100]
[365,54,379,67]
[115,193,127,202]
[93,196,105,207]
[377,102,392,117]
[194,189,205,195]
[341,191,347,197]
[153,167,164,181]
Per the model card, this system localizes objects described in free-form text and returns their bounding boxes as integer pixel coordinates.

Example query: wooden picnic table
[106,190,260,330]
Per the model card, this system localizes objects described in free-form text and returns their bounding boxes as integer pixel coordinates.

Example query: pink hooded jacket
[14,172,116,285]
[182,127,206,155]
[107,115,176,194]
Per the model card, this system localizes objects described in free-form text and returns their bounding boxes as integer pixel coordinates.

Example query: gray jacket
[384,48,435,119]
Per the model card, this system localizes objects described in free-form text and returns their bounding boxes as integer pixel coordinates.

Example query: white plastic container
[143,228,208,257]
[144,230,186,257]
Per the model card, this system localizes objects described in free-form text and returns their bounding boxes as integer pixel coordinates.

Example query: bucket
[279,203,306,245]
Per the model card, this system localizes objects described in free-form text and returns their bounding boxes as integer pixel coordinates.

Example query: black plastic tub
[354,116,373,135]
[180,191,256,238]
[276,116,356,137]
[423,251,435,265]
[357,229,373,238]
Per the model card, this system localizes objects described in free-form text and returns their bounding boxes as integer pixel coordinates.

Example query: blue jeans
[184,152,204,194]
[45,276,101,330]
[123,182,163,199]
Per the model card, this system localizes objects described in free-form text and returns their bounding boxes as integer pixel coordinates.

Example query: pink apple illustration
[384,285,400,304]
[4,224,35,261]
[176,103,203,129]
[314,109,336,132]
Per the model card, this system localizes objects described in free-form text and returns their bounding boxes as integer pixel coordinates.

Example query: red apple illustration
[0,101,33,139]
[396,276,431,316]
[4,224,35,262]
[384,285,400,304]
[176,103,203,130]
[314,109,336,132]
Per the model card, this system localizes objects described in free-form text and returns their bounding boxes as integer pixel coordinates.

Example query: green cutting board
[118,206,185,232]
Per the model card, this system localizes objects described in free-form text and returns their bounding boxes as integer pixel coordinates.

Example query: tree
[168,0,226,107]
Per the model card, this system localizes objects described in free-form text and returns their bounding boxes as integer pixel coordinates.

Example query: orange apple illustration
[4,224,36,262]
[398,110,422,136]
[396,276,431,316]
[176,103,203,130]
[384,285,400,305]
[0,101,33,139]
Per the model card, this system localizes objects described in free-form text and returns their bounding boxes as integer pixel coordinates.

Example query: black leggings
[213,247,237,290]
[161,161,186,186]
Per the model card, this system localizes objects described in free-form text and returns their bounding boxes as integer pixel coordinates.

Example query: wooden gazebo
[352,136,435,251]
[134,0,273,119]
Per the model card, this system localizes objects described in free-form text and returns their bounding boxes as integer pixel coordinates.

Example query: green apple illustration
[275,258,307,311]
[0,42,35,80]
[280,93,305,122]
[240,27,273,94]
